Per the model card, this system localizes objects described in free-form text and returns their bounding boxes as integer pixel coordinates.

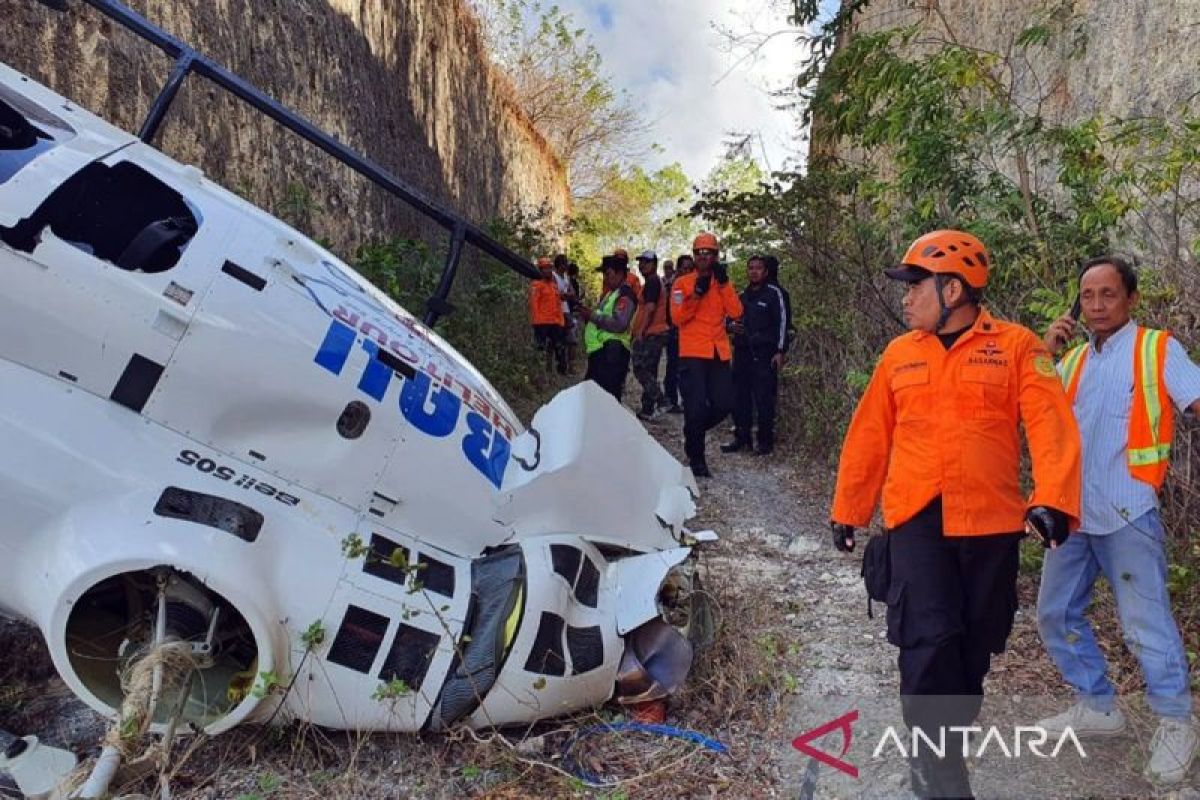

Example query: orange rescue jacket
[529,279,564,326]
[670,272,743,360]
[830,309,1082,536]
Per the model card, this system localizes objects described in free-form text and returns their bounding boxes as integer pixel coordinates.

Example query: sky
[552,0,809,181]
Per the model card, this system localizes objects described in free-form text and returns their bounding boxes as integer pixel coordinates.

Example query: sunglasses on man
[693,248,718,257]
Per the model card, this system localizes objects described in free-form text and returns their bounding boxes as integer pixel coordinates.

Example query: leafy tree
[570,162,694,266]
[469,0,653,200]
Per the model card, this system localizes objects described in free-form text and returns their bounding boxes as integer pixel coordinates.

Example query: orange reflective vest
[670,272,743,360]
[529,279,564,326]
[634,277,670,336]
[1059,326,1174,490]
[831,309,1082,536]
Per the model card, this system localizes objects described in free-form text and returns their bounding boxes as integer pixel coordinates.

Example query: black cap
[883,265,932,283]
[597,255,629,273]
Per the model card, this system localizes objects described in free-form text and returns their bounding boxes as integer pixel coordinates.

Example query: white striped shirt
[1066,320,1200,534]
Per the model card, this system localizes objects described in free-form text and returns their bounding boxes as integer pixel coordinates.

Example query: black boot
[720,438,750,453]
[690,461,713,478]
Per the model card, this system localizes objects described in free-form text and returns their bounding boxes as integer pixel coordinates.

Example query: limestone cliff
[840,0,1198,125]
[821,0,1200,259]
[0,0,570,253]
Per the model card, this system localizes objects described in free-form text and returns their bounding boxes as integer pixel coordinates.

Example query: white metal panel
[495,381,695,552]
[146,250,404,510]
[0,153,235,405]
[288,577,462,732]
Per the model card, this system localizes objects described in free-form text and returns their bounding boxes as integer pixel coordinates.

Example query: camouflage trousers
[631,333,668,413]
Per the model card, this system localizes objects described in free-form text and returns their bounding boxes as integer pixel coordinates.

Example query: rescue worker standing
[829,230,1082,798]
[723,255,788,455]
[580,255,638,402]
[529,256,566,373]
[1035,256,1200,784]
[632,250,670,420]
[671,233,742,477]
[661,254,693,414]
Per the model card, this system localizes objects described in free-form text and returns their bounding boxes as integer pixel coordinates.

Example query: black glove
[695,273,712,296]
[1025,506,1069,549]
[713,262,729,285]
[831,522,856,553]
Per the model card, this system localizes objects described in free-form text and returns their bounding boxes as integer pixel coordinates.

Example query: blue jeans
[1037,508,1192,719]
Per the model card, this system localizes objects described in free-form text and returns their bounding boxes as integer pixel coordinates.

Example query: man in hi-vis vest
[1038,255,1200,785]
[579,255,638,402]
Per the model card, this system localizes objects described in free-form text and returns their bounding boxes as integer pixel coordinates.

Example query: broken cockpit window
[0,94,73,184]
[0,160,199,273]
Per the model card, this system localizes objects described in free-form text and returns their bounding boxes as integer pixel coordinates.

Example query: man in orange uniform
[528,256,566,373]
[829,230,1082,798]
[671,232,743,477]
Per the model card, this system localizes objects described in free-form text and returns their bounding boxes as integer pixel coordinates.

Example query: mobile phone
[1069,295,1081,321]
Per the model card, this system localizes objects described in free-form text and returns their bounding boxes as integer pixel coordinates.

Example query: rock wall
[0,0,570,255]
[823,0,1200,260]
[841,0,1199,124]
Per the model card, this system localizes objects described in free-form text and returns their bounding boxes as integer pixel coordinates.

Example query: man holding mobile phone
[1037,255,1200,785]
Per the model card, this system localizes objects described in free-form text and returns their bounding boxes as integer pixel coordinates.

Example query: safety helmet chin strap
[933,274,955,333]
[932,274,981,334]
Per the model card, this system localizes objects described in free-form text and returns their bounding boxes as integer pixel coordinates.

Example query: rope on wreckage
[65,641,199,799]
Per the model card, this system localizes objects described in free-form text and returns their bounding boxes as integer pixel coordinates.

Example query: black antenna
[34,0,542,326]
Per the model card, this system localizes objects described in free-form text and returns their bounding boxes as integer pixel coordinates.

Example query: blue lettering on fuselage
[314,319,510,487]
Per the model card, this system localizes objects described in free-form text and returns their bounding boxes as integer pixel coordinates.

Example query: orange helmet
[612,247,630,260]
[886,230,990,289]
[536,256,552,269]
[692,232,720,253]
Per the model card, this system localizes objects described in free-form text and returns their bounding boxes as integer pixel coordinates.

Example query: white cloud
[555,0,807,180]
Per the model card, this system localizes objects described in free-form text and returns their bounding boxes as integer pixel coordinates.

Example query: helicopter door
[0,146,226,410]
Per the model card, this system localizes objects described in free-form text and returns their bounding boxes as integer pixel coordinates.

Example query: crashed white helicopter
[0,0,713,786]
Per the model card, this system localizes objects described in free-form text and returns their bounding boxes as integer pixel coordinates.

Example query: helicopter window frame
[0,158,202,274]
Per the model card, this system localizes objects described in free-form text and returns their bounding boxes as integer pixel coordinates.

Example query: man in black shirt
[723,255,788,455]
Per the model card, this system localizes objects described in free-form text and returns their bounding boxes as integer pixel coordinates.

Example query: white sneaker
[1145,716,1198,785]
[1035,701,1126,736]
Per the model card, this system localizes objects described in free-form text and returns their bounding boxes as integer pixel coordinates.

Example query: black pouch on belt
[860,531,891,619]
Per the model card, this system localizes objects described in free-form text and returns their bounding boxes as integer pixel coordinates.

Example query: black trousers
[677,357,733,466]
[663,331,680,405]
[887,498,1021,799]
[532,324,567,373]
[585,341,630,402]
[731,346,778,447]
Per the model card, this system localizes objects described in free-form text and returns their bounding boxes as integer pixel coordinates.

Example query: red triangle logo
[791,709,859,778]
